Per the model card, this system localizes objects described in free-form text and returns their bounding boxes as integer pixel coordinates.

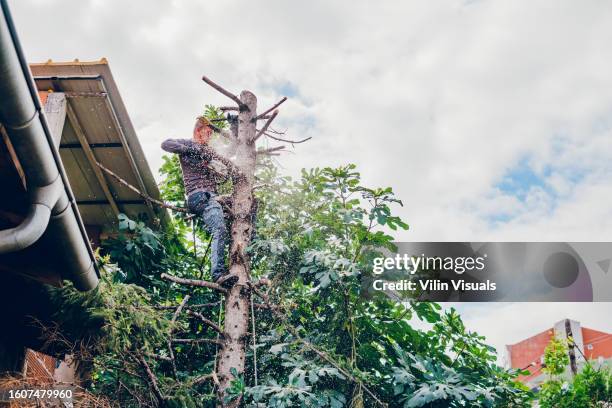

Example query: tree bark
[216,91,258,407]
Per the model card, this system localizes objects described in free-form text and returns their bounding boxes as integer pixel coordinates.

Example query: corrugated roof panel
[94,147,145,201]
[70,99,116,144]
[30,60,167,228]
[59,147,107,201]
[76,204,116,226]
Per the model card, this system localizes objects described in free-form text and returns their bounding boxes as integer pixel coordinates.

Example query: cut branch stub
[201,75,248,111]
[257,145,286,156]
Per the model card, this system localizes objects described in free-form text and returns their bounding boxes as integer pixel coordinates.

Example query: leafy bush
[539,337,612,407]
[45,158,533,407]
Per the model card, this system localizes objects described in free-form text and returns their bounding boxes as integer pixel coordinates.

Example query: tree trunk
[216,91,257,407]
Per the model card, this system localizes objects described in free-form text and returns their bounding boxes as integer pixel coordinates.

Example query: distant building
[506,319,612,389]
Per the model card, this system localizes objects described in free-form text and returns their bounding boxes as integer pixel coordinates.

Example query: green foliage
[224,367,246,404]
[49,132,531,407]
[539,365,612,407]
[159,154,186,209]
[240,163,532,407]
[48,255,185,407]
[542,337,569,377]
[101,214,163,283]
[244,352,347,407]
[539,337,612,407]
[391,342,532,407]
[201,104,228,129]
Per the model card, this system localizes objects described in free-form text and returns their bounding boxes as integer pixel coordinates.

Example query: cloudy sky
[9,0,612,360]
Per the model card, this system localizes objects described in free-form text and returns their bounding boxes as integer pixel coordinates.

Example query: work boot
[215,273,238,289]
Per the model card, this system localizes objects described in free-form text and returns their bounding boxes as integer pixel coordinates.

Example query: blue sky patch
[273,80,300,98]
[495,157,551,200]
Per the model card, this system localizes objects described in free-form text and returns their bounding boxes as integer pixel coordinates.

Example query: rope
[213,294,223,391]
[192,218,197,258]
[251,293,258,386]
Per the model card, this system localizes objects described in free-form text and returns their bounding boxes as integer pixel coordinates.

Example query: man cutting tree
[161,117,238,288]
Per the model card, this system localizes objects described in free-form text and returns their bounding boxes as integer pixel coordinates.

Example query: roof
[0,0,98,290]
[582,327,612,360]
[507,328,553,382]
[29,59,167,229]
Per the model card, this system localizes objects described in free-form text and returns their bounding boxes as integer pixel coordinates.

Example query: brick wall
[507,328,553,383]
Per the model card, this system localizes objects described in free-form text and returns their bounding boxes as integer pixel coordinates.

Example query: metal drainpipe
[0,0,98,290]
[0,178,62,253]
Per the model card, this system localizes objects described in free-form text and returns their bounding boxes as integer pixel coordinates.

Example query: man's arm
[161,138,199,155]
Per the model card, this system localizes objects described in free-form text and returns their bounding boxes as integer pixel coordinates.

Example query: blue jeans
[187,191,228,281]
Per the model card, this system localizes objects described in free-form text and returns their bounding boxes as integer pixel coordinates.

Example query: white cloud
[8,0,612,352]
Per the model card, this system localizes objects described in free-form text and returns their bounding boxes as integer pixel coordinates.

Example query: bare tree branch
[144,353,173,362]
[219,106,238,111]
[201,75,247,110]
[257,146,286,155]
[160,273,228,294]
[264,133,312,145]
[172,338,223,346]
[251,110,279,143]
[96,161,188,213]
[267,127,287,135]
[168,294,191,378]
[191,373,214,386]
[171,295,191,324]
[137,354,166,406]
[154,302,221,310]
[185,309,224,335]
[254,97,287,121]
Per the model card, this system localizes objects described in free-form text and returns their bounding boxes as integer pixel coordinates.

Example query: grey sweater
[161,138,217,196]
